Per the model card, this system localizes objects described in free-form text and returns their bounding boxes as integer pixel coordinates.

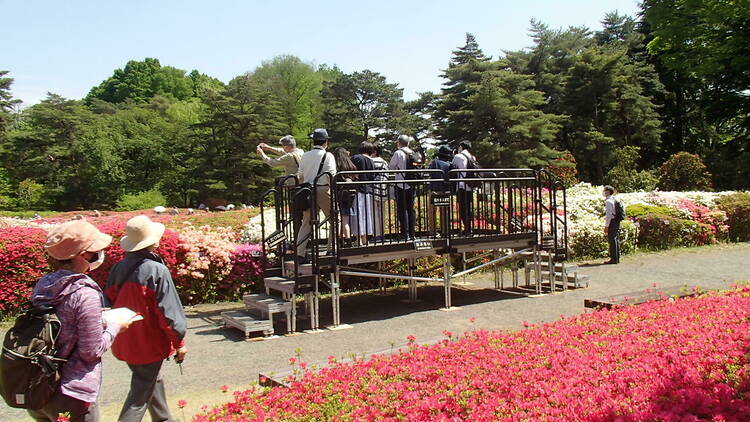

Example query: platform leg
[290,293,297,332]
[548,252,555,294]
[332,270,341,327]
[493,250,500,290]
[534,247,542,295]
[443,254,452,309]
[408,257,417,301]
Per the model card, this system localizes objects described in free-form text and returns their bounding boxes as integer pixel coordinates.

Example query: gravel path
[3,243,749,421]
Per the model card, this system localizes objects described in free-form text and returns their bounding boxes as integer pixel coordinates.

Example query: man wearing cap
[105,215,187,422]
[257,135,304,183]
[295,128,337,263]
[28,220,126,422]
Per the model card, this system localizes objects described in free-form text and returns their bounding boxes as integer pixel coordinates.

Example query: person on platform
[451,141,475,234]
[350,141,375,245]
[389,135,417,240]
[332,147,357,244]
[106,215,187,422]
[428,145,453,236]
[295,129,337,263]
[370,143,389,241]
[256,135,304,183]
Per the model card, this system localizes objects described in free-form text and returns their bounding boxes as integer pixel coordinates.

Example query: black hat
[310,128,330,141]
[437,145,453,160]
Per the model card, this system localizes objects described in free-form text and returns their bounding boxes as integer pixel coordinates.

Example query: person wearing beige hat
[28,219,129,422]
[105,215,187,422]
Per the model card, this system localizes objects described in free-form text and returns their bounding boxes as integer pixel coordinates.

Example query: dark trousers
[458,189,473,233]
[119,360,174,422]
[28,390,99,422]
[395,187,416,239]
[607,220,621,263]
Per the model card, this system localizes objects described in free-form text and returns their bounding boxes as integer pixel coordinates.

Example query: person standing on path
[295,129,337,263]
[603,185,621,264]
[28,220,128,422]
[106,215,188,422]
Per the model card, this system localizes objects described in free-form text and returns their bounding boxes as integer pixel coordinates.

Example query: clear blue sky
[3,0,640,106]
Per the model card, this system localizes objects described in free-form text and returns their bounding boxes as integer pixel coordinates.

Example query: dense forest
[0,1,747,210]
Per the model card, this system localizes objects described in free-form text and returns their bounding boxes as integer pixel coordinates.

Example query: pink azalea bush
[194,286,750,421]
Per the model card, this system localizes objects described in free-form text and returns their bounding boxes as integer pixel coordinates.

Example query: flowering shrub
[0,213,265,316]
[224,244,267,300]
[0,227,49,318]
[194,285,750,421]
[636,214,716,250]
[569,216,638,258]
[716,192,750,242]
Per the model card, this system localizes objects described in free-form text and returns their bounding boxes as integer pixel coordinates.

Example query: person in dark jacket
[28,220,127,422]
[428,145,453,236]
[106,215,187,422]
[350,141,375,245]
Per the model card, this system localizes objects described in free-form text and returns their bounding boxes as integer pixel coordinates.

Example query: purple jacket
[32,270,121,404]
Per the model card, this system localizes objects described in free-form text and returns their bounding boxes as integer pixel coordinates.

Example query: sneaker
[603,260,618,265]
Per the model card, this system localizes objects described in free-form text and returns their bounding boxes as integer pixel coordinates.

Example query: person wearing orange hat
[105,215,187,422]
[28,219,130,422]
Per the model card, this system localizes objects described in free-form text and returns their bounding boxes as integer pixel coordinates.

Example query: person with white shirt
[603,185,621,264]
[295,129,337,263]
[389,135,416,240]
[451,141,475,234]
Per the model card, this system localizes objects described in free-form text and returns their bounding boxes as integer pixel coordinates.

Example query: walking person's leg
[146,372,174,422]
[119,361,167,422]
[317,187,333,252]
[611,220,621,263]
[28,390,99,422]
[296,209,312,258]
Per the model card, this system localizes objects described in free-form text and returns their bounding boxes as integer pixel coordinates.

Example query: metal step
[525,262,578,273]
[264,277,296,295]
[221,310,274,338]
[263,267,283,278]
[284,261,313,274]
[243,293,293,315]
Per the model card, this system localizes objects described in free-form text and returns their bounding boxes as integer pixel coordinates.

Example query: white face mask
[88,250,106,271]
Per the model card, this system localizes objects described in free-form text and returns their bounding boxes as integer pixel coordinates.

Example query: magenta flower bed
[195,286,750,421]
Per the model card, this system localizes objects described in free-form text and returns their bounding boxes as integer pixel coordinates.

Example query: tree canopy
[1,5,748,210]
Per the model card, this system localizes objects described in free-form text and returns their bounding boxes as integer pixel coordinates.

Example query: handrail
[259,188,278,258]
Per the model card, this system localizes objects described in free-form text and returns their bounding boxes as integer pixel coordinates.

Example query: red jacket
[105,251,186,365]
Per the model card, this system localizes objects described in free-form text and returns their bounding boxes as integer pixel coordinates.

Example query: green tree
[561,45,663,182]
[434,33,493,146]
[16,179,45,209]
[249,55,324,142]
[198,75,287,204]
[643,0,750,189]
[470,64,563,167]
[657,151,712,191]
[605,146,659,192]
[0,70,21,133]
[322,70,404,149]
[87,58,198,104]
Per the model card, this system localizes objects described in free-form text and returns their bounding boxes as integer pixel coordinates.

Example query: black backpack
[614,199,627,221]
[0,304,66,410]
[462,154,483,189]
[404,150,424,180]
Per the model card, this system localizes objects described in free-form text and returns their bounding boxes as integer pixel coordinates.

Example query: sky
[3,0,640,106]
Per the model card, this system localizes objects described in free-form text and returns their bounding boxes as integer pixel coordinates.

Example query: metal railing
[260,166,568,263]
